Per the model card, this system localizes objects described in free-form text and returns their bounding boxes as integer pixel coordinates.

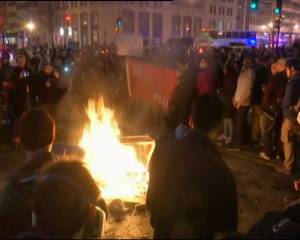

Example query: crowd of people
[0,41,300,239]
[168,43,300,176]
[0,44,123,147]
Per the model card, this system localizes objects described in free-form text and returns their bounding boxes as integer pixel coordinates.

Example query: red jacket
[196,69,216,95]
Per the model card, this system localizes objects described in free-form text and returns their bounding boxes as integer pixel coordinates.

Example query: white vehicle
[114,34,143,57]
[193,31,213,49]
[194,30,256,48]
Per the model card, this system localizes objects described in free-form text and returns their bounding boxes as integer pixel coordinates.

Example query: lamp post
[25,21,35,48]
[59,27,64,46]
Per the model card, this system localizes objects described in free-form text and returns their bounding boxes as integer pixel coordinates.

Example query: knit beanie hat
[20,109,55,151]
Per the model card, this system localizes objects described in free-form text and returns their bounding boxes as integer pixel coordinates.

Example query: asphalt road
[0,144,298,239]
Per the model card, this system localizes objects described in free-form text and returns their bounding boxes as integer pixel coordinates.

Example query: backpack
[248,211,300,239]
[0,172,38,238]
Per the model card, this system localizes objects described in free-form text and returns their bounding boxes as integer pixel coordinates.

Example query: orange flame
[79,99,151,203]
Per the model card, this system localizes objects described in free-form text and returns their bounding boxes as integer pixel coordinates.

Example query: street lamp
[59,27,65,37]
[294,24,299,31]
[268,22,274,29]
[261,25,267,31]
[25,21,35,31]
[25,21,35,48]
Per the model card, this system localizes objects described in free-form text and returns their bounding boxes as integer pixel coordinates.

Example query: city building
[247,0,300,33]
[0,1,239,49]
[0,1,53,48]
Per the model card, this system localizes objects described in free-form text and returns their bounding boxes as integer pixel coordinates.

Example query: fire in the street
[79,99,149,202]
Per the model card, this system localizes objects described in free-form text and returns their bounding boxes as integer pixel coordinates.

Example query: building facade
[0,1,239,48]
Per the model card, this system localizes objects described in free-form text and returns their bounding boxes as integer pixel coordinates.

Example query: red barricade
[126,58,178,112]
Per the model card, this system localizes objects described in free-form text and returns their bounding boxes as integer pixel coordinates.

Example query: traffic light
[250,0,258,11]
[64,14,71,26]
[274,0,283,15]
[115,17,123,28]
[114,17,123,33]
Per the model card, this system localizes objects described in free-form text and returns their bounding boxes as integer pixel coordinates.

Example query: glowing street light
[268,22,274,28]
[294,24,299,31]
[25,21,35,31]
[261,25,267,31]
[59,27,65,37]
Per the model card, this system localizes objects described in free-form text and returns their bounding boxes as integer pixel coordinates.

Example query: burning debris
[79,98,155,204]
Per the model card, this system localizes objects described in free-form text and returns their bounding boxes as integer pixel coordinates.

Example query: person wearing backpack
[0,109,56,238]
[248,179,300,239]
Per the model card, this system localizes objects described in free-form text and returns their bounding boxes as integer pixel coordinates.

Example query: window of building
[209,19,216,29]
[71,13,78,42]
[9,12,17,18]
[227,22,232,30]
[219,6,222,15]
[183,16,192,37]
[8,1,16,6]
[218,20,224,30]
[80,12,88,46]
[152,13,163,41]
[138,11,149,38]
[55,14,62,28]
[172,15,181,37]
[193,17,202,36]
[74,1,77,7]
[91,11,98,44]
[214,5,217,15]
[123,9,135,34]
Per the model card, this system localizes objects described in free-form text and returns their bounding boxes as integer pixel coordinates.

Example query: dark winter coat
[252,64,270,105]
[10,66,37,116]
[168,66,198,128]
[248,199,300,239]
[282,73,300,120]
[146,129,238,239]
[36,71,58,104]
[262,71,287,111]
[0,151,55,238]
